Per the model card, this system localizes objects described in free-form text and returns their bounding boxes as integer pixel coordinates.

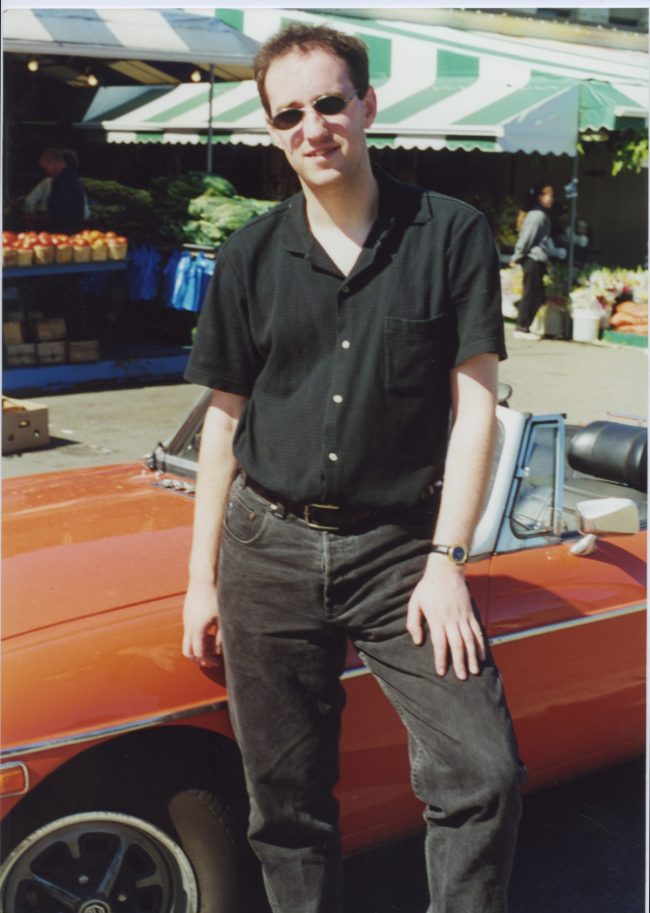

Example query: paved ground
[2,329,647,478]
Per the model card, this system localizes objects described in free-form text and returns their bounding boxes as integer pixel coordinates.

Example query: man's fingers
[429,627,450,677]
[445,627,468,681]
[458,621,480,676]
[406,594,424,645]
[469,615,487,661]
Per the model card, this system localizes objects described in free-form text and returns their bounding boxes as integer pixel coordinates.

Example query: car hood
[2,463,194,640]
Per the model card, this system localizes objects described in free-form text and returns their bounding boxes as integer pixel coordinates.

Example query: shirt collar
[280,163,432,255]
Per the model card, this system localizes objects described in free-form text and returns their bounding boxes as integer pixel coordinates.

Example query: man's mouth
[305,145,339,159]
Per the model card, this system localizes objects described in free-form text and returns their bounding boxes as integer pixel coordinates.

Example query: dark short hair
[254,23,370,114]
[62,148,80,169]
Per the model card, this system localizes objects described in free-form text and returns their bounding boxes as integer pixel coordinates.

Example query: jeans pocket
[224,492,269,545]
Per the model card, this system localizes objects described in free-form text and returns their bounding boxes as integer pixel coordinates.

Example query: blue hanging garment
[196,254,216,312]
[169,252,192,311]
[126,244,164,302]
[127,244,145,301]
[163,250,183,308]
[140,246,163,301]
[165,250,216,312]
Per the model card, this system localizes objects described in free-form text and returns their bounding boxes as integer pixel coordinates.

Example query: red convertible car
[1,392,646,913]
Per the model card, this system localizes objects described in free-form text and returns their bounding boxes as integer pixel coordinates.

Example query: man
[37,147,85,234]
[183,23,523,913]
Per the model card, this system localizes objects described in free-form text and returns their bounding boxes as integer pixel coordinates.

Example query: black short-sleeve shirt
[185,167,506,510]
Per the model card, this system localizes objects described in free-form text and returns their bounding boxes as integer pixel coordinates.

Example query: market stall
[2,8,261,392]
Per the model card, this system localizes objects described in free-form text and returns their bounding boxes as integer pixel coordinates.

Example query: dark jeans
[517,258,547,331]
[218,474,523,913]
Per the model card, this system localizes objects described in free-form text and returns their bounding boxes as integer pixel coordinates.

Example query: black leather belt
[244,477,436,533]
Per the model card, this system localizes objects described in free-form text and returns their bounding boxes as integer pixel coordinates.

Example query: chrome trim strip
[1,700,229,761]
[0,761,30,797]
[489,602,646,646]
[4,604,645,761]
[341,665,370,680]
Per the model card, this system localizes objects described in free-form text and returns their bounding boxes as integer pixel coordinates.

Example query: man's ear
[362,86,378,130]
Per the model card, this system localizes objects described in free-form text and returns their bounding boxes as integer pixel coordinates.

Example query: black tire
[0,784,259,913]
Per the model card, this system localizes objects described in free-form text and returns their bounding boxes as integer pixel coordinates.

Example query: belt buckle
[303,503,341,531]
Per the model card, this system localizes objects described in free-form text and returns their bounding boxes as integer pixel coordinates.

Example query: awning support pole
[206,64,215,173]
[565,154,579,297]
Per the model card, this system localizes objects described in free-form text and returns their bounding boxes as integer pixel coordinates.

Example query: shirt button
[333,394,343,404]
[341,285,350,294]
[341,340,351,349]
[328,452,339,462]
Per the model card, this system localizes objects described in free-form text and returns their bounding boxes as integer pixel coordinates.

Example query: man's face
[264,47,376,192]
[39,156,63,177]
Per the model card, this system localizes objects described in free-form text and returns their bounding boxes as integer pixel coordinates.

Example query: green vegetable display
[80,173,274,246]
[82,178,156,235]
[151,172,275,247]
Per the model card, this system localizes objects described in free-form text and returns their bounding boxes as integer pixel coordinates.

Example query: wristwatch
[430,543,469,566]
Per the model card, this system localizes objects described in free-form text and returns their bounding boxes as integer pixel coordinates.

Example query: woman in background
[510,182,566,340]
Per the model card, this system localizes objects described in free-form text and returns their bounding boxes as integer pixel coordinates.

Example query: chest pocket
[384,314,448,395]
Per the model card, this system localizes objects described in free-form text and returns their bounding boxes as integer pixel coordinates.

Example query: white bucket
[572,310,601,343]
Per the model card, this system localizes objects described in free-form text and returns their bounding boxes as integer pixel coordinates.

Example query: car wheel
[0,788,252,913]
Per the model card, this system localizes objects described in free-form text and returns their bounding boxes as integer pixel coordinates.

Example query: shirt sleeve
[446,212,507,367]
[513,209,544,260]
[183,252,263,393]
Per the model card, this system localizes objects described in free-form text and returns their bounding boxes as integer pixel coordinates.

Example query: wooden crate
[5,343,37,367]
[68,340,100,363]
[2,397,50,454]
[3,322,24,346]
[36,317,67,341]
[37,341,66,365]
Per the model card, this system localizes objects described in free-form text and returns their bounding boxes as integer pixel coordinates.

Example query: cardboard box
[2,397,50,454]
[3,321,24,346]
[5,343,37,367]
[68,340,100,363]
[36,317,67,341]
[37,341,66,365]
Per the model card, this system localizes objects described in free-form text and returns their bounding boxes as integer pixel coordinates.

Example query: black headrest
[568,421,647,492]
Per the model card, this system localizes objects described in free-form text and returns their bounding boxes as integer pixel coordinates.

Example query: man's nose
[301,106,329,140]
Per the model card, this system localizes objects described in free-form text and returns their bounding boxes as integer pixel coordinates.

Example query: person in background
[183,22,523,913]
[36,147,86,234]
[510,182,566,340]
[23,176,53,215]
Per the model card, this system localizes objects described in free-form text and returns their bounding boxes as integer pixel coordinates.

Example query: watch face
[450,545,467,564]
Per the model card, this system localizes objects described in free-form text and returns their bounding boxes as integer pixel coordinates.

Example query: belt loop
[270,500,287,519]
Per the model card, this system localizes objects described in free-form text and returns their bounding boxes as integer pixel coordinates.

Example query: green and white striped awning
[78,9,647,154]
[4,8,259,84]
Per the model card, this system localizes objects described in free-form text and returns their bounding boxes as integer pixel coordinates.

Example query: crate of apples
[2,229,128,267]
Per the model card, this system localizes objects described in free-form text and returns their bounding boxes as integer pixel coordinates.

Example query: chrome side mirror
[570,497,640,556]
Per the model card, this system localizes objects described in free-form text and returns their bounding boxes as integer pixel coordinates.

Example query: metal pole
[206,64,215,173]
[565,155,579,296]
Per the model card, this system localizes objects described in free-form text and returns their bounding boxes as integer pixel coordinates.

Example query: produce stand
[500,263,648,344]
[3,231,130,378]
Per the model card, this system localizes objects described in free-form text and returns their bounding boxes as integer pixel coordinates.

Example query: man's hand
[406,556,486,681]
[182,580,222,668]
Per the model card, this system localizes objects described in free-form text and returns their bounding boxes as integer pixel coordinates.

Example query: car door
[485,415,646,790]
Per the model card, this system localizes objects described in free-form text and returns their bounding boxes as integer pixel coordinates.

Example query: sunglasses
[270,90,360,131]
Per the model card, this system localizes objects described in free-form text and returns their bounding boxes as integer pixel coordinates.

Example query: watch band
[430,543,469,565]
